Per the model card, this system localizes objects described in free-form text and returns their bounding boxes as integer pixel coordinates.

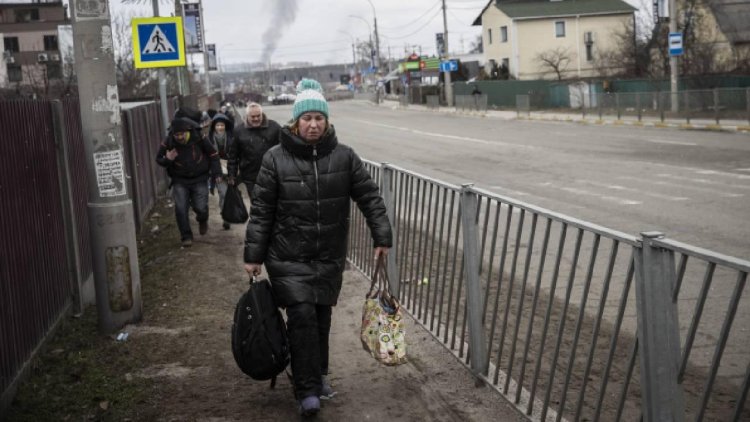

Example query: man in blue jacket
[156,107,222,247]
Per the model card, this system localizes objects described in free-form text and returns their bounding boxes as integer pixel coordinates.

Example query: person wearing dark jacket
[208,113,234,230]
[227,102,281,198]
[243,79,392,417]
[156,107,222,247]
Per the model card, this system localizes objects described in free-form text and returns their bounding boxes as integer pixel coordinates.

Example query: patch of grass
[5,308,157,421]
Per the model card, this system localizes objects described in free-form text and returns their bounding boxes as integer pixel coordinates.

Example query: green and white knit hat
[293,79,328,121]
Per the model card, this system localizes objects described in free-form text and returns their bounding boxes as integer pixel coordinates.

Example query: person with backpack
[243,79,392,416]
[156,107,222,247]
[207,113,235,230]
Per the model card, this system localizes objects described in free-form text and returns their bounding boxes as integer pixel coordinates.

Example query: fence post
[684,91,691,124]
[616,92,621,120]
[598,93,603,120]
[459,184,489,382]
[51,100,85,313]
[123,109,144,231]
[381,163,400,299]
[747,87,750,125]
[637,92,642,122]
[634,232,686,422]
[713,88,720,125]
[659,92,665,122]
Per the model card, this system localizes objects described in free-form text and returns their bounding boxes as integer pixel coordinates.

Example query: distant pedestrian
[243,79,392,416]
[156,107,222,247]
[227,102,281,198]
[207,113,235,230]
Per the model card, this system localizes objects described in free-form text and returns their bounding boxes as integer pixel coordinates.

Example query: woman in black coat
[243,79,392,416]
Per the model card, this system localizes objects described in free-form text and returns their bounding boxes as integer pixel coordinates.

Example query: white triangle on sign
[142,25,176,54]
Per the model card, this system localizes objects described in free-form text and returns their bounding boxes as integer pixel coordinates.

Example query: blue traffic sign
[132,17,186,69]
[440,60,458,72]
[669,32,683,56]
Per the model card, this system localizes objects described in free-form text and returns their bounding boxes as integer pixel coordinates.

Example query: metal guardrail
[456,94,488,113]
[348,160,750,421]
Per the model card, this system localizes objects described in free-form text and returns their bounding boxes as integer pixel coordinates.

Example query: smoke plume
[260,0,300,64]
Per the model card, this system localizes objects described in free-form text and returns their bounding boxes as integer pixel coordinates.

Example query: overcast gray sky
[2,0,644,66]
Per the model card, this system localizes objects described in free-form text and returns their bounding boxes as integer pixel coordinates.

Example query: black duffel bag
[221,184,249,224]
[231,277,289,387]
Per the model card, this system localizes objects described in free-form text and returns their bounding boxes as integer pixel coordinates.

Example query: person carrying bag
[221,184,248,224]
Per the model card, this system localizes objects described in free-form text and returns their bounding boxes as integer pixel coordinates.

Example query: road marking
[694,169,750,180]
[645,139,698,146]
[576,179,690,201]
[656,173,750,191]
[634,162,750,181]
[736,168,750,172]
[618,175,744,197]
[538,182,642,205]
[353,119,538,150]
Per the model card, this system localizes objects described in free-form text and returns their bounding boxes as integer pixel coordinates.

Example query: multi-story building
[472,0,636,80]
[0,1,68,94]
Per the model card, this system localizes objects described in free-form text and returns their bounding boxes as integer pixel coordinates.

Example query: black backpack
[231,278,290,387]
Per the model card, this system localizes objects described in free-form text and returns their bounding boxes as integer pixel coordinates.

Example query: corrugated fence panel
[0,100,72,396]
[61,97,92,282]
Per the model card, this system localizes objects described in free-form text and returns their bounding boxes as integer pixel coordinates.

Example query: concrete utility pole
[70,0,142,334]
[152,0,169,134]
[441,0,453,106]
[198,0,210,95]
[669,0,679,112]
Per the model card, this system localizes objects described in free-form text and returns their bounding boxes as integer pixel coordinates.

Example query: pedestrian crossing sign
[132,17,186,69]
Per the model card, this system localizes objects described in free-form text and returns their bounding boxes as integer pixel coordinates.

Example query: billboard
[183,3,203,53]
[206,43,217,70]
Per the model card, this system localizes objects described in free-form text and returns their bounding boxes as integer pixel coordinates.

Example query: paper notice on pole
[93,150,127,197]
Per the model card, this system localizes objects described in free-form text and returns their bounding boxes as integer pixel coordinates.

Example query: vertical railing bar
[417,182,435,320]
[556,233,601,422]
[496,208,526,375]
[406,178,423,308]
[443,195,461,344]
[731,360,750,422]
[672,253,689,302]
[677,261,716,382]
[437,189,457,339]
[430,186,449,332]
[352,196,361,268]
[527,222,568,416]
[461,289,470,361]
[399,175,414,303]
[695,271,747,422]
[574,239,620,421]
[482,202,502,323]
[541,228,584,422]
[413,178,429,310]
[505,212,538,394]
[516,217,552,404]
[395,171,407,288]
[478,197,491,275]
[615,336,639,422]
[593,251,636,421]
[491,203,514,384]
[451,259,465,351]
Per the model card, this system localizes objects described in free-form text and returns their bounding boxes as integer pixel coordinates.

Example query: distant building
[472,0,636,80]
[0,0,68,94]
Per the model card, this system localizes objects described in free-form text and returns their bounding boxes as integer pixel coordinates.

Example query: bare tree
[111,13,158,99]
[469,34,483,54]
[535,47,573,80]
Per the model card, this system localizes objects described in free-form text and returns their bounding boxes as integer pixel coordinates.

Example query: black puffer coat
[244,126,392,306]
[228,114,281,185]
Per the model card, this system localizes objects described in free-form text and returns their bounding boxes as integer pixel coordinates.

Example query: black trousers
[285,302,332,400]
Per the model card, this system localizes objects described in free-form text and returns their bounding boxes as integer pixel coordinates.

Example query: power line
[378,0,441,32]
[380,6,443,40]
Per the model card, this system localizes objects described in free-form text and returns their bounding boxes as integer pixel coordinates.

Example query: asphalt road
[266,101,750,260]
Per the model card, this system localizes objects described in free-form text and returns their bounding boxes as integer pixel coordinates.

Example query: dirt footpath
[134,195,528,421]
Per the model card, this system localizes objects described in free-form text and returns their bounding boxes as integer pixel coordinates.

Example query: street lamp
[364,0,381,71]
[348,15,373,68]
[338,31,358,75]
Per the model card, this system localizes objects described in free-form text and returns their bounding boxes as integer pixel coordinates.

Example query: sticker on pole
[94,150,127,197]
[132,17,186,69]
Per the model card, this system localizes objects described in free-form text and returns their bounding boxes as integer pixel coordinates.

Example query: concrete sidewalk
[378,99,750,132]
